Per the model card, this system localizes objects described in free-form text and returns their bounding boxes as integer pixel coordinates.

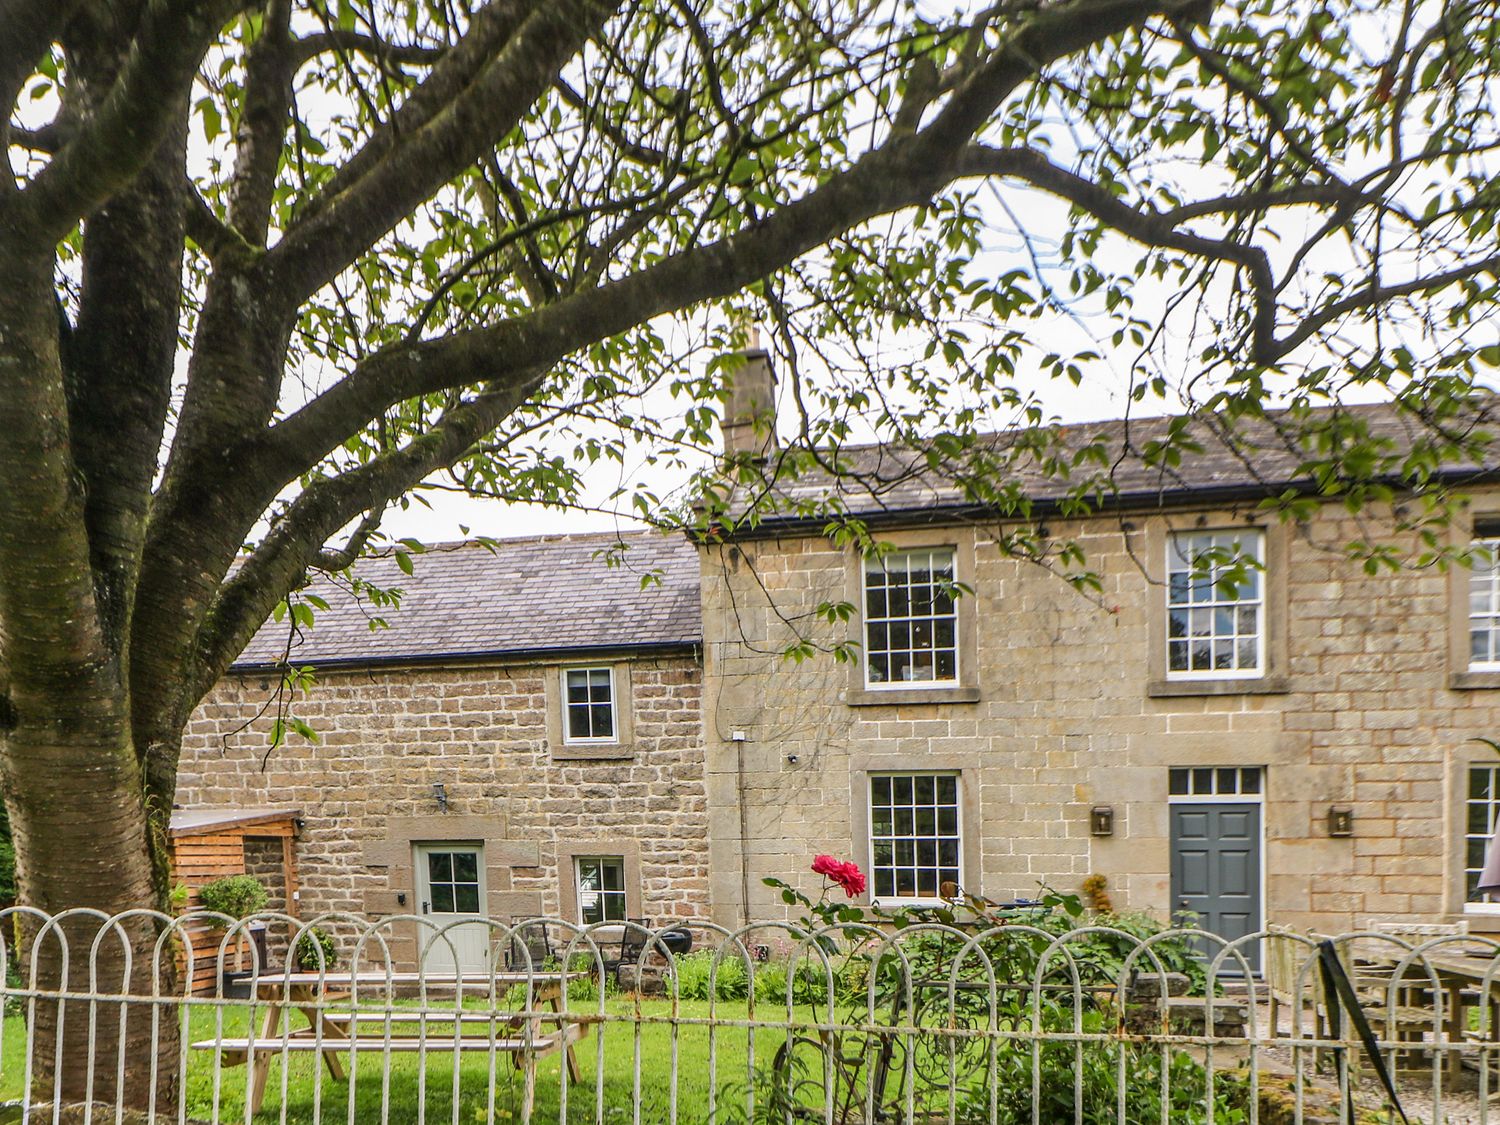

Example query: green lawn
[0,998,807,1123]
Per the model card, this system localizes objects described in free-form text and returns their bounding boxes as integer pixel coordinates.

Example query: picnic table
[1365,943,1500,1081]
[192,970,587,1115]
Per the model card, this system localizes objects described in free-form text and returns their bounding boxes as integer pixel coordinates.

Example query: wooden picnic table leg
[299,1002,349,1080]
[551,990,582,1084]
[248,995,283,1116]
[294,984,349,1081]
[1445,981,1466,1082]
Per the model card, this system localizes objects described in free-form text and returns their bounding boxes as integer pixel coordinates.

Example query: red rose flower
[811,855,866,898]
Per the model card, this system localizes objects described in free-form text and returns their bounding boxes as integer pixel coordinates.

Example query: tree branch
[191,375,543,696]
[17,0,239,240]
[0,0,79,127]
[226,0,294,246]
[263,0,615,306]
[292,29,447,68]
[310,509,382,572]
[957,143,1278,357]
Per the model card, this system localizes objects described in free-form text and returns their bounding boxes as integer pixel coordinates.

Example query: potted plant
[197,875,270,998]
[294,925,338,972]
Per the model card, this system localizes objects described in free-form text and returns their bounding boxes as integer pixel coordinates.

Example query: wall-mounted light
[1090,806,1114,837]
[1327,806,1354,837]
[432,782,449,812]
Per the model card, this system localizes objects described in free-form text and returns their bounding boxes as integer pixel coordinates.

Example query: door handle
[1178,899,1190,908]
[421,901,430,914]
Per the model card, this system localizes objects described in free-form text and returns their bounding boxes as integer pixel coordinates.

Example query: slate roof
[232,531,700,670]
[730,398,1500,531]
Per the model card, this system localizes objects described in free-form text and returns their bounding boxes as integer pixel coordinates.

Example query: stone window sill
[1147,676,1289,699]
[550,741,635,761]
[1449,671,1500,691]
[846,686,980,707]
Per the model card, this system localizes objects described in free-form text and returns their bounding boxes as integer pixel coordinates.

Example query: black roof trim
[707,466,1500,542]
[230,639,701,675]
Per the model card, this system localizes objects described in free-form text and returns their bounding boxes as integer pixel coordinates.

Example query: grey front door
[1170,803,1261,969]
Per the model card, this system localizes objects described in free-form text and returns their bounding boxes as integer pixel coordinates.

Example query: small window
[869,773,961,901]
[575,856,627,923]
[1470,536,1500,669]
[423,847,482,915]
[1168,766,1262,798]
[864,549,958,687]
[1166,530,1265,678]
[1467,765,1500,902]
[564,667,616,742]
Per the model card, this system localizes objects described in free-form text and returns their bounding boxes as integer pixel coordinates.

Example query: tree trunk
[5,691,182,1111]
[0,243,181,1110]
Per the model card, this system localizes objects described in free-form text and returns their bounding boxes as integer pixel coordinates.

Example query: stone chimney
[720,335,778,461]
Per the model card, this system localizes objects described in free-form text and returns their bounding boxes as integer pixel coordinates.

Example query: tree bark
[0,224,179,1112]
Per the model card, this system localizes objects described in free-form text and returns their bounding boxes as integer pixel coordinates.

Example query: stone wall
[176,653,708,964]
[698,498,1500,934]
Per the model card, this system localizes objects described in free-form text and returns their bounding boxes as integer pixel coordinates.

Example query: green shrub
[673,950,755,1001]
[751,959,788,1003]
[293,925,338,971]
[197,875,269,922]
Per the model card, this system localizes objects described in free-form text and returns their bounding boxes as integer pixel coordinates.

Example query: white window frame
[562,666,617,744]
[1468,536,1500,671]
[862,548,960,691]
[574,855,628,924]
[1167,765,1265,803]
[1166,530,1266,681]
[867,771,963,907]
[1465,764,1500,914]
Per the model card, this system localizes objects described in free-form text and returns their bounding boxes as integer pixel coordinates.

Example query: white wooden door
[414,844,490,975]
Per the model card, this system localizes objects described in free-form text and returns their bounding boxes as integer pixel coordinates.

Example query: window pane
[453,852,478,883]
[1240,769,1261,795]
[455,885,480,914]
[568,707,592,740]
[431,885,455,914]
[429,853,452,881]
[865,550,958,687]
[602,860,624,891]
[1166,530,1265,678]
[1169,768,1188,795]
[603,893,626,921]
[870,774,960,902]
[591,704,614,737]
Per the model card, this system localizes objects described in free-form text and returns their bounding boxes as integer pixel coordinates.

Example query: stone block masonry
[176,655,708,949]
[698,499,1500,935]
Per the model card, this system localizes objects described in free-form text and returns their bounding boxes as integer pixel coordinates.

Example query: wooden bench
[196,1020,585,1057]
[191,969,585,1113]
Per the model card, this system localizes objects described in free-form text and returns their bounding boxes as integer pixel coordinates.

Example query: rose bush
[810,854,866,898]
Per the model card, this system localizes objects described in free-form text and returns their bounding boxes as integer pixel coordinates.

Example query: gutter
[230,639,702,675]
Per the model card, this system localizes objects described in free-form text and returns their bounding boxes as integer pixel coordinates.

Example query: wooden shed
[168,806,301,995]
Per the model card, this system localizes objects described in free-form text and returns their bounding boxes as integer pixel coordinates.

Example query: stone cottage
[175,531,708,971]
[699,379,1500,954]
[175,372,1500,966]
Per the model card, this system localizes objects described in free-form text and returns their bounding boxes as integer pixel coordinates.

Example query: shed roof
[168,807,301,838]
[232,530,700,671]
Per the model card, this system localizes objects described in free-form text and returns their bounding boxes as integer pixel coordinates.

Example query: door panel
[414,844,490,975]
[1170,803,1261,971]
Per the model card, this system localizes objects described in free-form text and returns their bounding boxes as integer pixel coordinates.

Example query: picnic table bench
[191,970,587,1115]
